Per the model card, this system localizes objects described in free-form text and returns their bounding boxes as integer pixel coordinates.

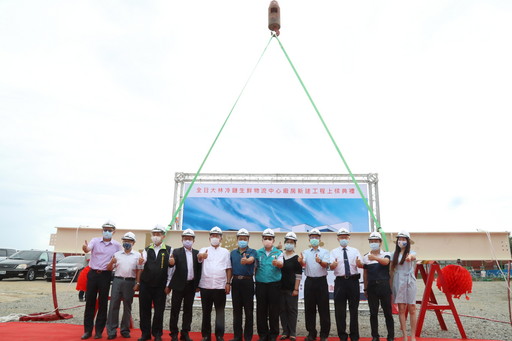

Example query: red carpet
[0,322,495,341]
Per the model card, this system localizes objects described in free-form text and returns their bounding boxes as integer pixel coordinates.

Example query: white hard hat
[368,231,382,240]
[102,220,116,229]
[151,225,166,234]
[262,228,275,237]
[237,228,250,237]
[122,232,136,242]
[284,232,297,241]
[308,228,321,236]
[337,228,350,236]
[210,226,223,235]
[182,228,195,237]
[396,230,410,239]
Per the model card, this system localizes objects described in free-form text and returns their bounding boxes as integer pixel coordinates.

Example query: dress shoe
[305,337,316,341]
[138,337,151,341]
[155,337,163,341]
[371,338,380,341]
[216,337,224,341]
[121,333,130,339]
[180,333,192,341]
[387,338,394,341]
[202,338,212,341]
[320,338,328,341]
[280,336,289,341]
[107,335,116,340]
[82,332,93,340]
[94,333,103,339]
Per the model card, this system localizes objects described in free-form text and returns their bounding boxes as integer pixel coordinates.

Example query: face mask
[310,238,320,247]
[339,239,349,247]
[284,243,295,251]
[238,240,248,249]
[210,237,220,246]
[103,231,113,239]
[263,240,273,248]
[398,240,408,248]
[122,242,132,250]
[151,235,162,244]
[183,240,193,249]
[369,242,380,251]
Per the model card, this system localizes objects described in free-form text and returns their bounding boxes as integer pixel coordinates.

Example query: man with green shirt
[255,229,283,341]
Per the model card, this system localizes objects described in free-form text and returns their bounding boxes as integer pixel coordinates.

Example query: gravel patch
[0,279,510,340]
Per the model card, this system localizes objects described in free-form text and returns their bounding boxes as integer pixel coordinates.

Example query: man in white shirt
[330,228,363,341]
[298,228,330,341]
[197,227,232,341]
[106,232,141,340]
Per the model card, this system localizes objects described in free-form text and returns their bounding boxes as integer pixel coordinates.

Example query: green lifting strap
[167,34,388,251]
[166,36,274,232]
[273,35,388,251]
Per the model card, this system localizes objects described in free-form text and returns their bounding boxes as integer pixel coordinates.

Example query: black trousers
[169,281,196,336]
[255,281,281,341]
[367,280,394,339]
[200,288,227,339]
[304,276,331,339]
[231,278,254,341]
[334,277,360,341]
[84,270,112,334]
[139,283,167,338]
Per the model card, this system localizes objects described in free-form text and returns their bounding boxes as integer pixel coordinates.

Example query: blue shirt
[302,247,330,277]
[230,247,257,276]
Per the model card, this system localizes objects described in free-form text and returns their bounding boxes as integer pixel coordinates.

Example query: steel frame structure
[171,172,380,231]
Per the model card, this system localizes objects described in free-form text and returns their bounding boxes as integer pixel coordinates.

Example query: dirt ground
[0,278,510,340]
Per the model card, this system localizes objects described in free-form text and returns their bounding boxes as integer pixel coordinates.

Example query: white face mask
[151,235,162,244]
[263,240,273,248]
[369,242,380,251]
[210,237,220,246]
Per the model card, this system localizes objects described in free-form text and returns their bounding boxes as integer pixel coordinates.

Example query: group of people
[80,222,418,341]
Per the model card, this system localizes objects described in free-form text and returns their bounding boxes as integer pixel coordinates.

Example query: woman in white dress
[391,231,417,341]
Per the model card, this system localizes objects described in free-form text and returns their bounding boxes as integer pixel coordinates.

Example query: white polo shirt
[113,250,141,278]
[198,246,231,290]
[330,246,361,277]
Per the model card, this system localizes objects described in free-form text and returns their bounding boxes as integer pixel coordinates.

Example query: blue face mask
[339,239,349,247]
[369,242,380,251]
[122,242,132,250]
[238,240,248,249]
[310,238,320,247]
[284,243,295,251]
[103,230,113,239]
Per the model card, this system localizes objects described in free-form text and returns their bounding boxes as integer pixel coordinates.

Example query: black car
[45,255,87,282]
[0,250,65,281]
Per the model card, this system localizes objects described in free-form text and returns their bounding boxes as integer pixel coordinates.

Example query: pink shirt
[88,237,122,270]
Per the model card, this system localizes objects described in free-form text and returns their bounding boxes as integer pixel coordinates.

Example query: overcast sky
[1,1,511,251]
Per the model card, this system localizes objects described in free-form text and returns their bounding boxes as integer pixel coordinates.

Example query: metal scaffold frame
[171,172,380,231]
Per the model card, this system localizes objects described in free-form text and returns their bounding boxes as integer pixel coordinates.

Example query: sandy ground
[0,278,510,340]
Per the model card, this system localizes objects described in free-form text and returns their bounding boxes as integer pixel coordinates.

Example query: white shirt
[198,246,231,289]
[330,246,361,277]
[113,250,140,278]
[184,247,194,281]
[302,247,330,277]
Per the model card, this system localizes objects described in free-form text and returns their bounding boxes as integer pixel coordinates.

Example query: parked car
[0,250,65,281]
[45,255,87,282]
[0,248,17,261]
